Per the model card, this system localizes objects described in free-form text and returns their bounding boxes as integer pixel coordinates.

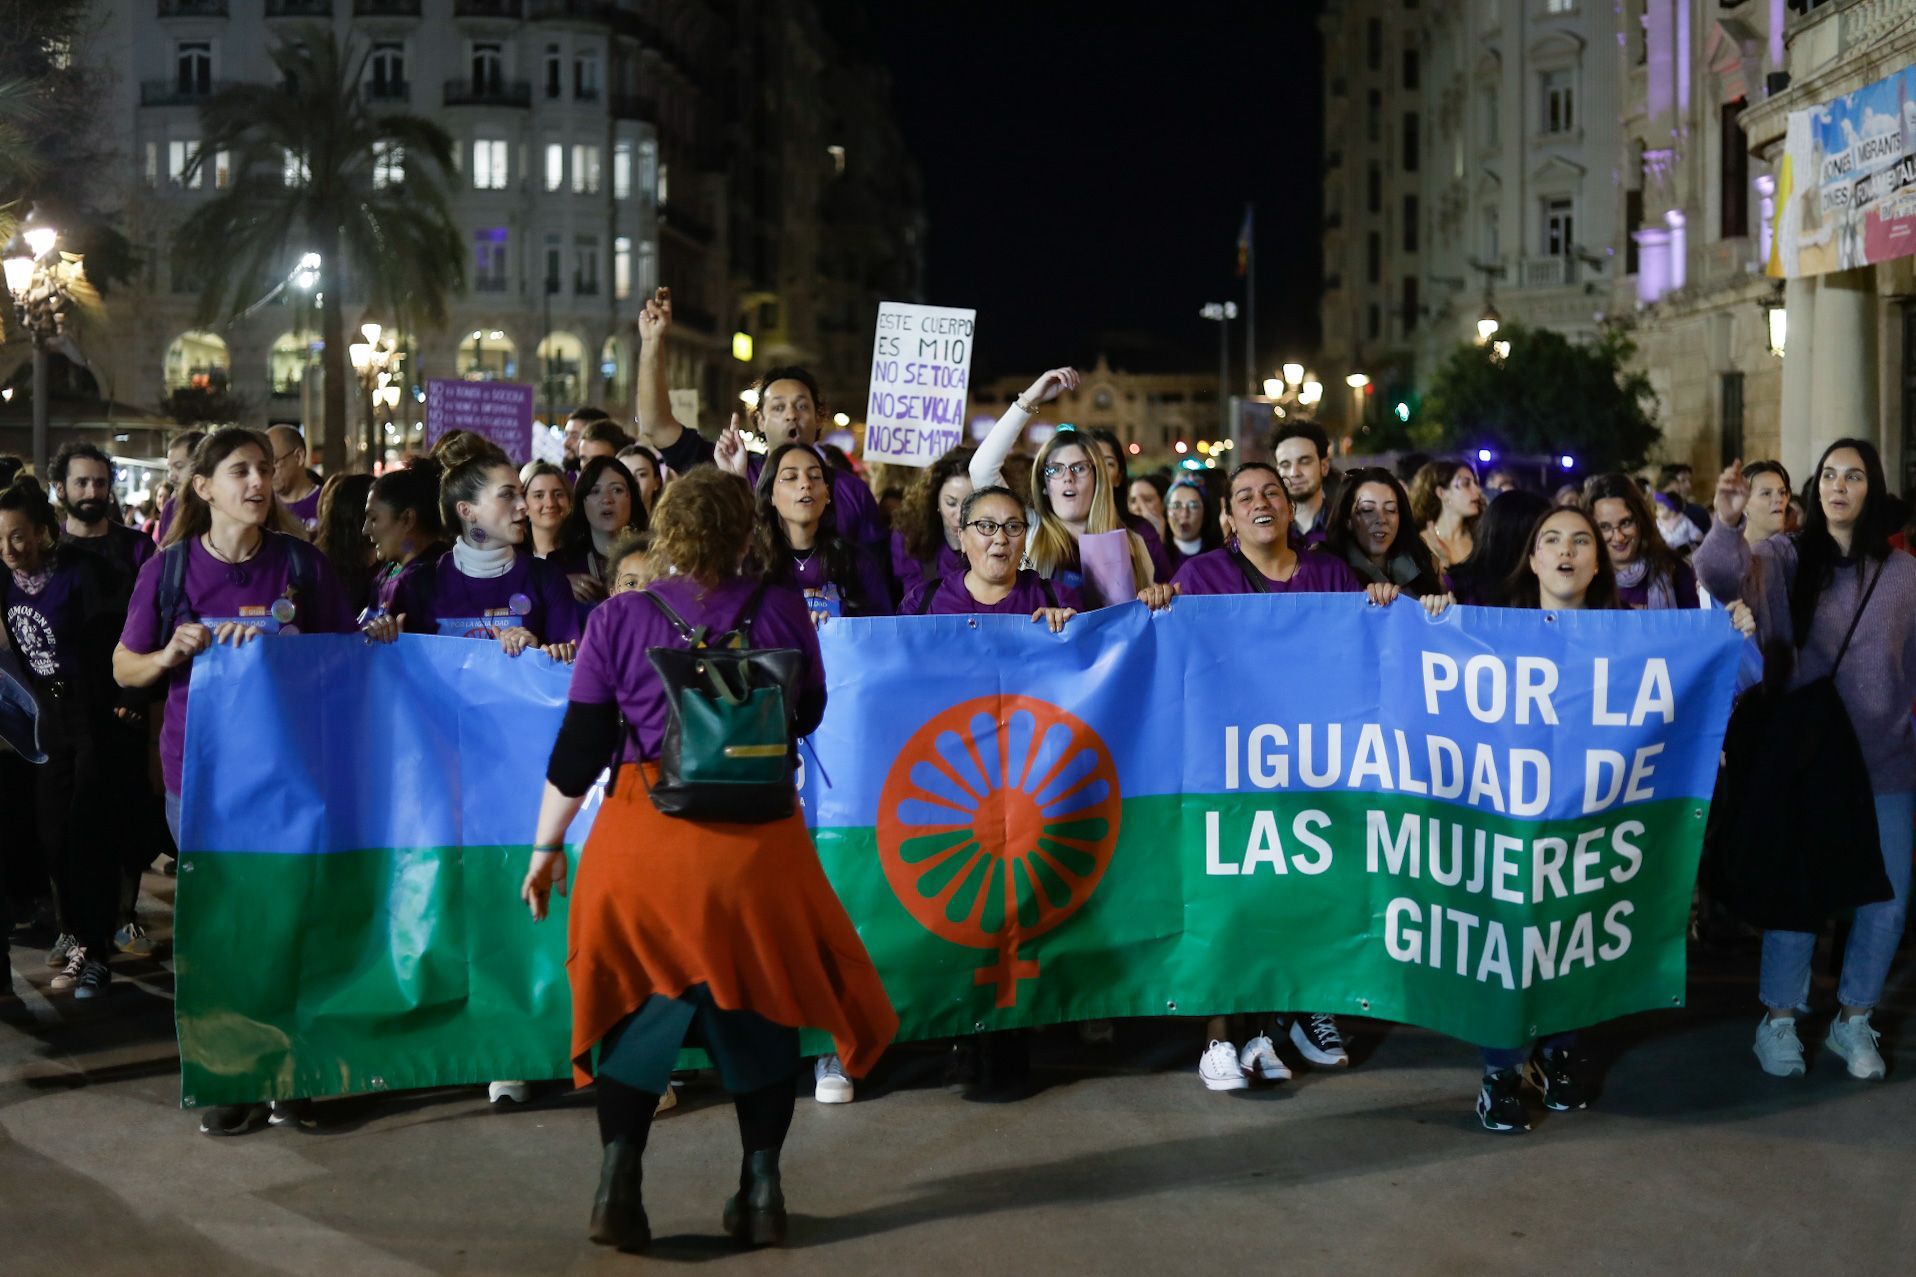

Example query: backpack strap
[1830,556,1888,676]
[155,541,192,644]
[283,533,318,608]
[1039,576,1059,609]
[914,582,938,615]
[639,586,706,646]
[1229,548,1270,594]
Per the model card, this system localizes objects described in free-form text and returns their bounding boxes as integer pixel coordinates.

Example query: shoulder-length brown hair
[161,427,306,547]
[1579,471,1685,587]
[1408,458,1479,529]
[898,444,975,562]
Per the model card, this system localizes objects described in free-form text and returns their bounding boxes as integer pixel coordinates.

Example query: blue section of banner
[182,635,596,855]
[801,597,1745,828]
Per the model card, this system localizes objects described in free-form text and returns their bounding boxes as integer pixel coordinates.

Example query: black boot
[588,1137,650,1252]
[722,1147,787,1247]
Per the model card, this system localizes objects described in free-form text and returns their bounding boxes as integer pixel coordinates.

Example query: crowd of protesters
[3,285,1913,1245]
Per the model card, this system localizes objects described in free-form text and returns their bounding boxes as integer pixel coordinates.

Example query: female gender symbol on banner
[876,695,1121,1007]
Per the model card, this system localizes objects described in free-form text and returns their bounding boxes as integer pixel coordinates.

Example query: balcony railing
[529,0,612,18]
[354,0,422,15]
[453,0,523,16]
[159,0,229,15]
[363,80,411,103]
[473,276,512,293]
[443,78,532,108]
[611,93,656,122]
[1519,255,1576,288]
[265,0,332,15]
[141,78,233,107]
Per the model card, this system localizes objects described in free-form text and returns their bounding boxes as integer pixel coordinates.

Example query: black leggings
[595,1074,797,1154]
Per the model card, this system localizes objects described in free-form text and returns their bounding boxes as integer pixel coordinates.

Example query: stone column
[1806,266,1877,483]
[1779,274,1815,483]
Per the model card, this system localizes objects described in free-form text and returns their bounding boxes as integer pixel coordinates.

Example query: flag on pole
[1235,204,1254,277]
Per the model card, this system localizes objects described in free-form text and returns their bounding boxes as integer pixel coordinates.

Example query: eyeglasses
[965,518,1029,538]
[1041,461,1094,481]
[1166,500,1204,514]
[273,451,301,466]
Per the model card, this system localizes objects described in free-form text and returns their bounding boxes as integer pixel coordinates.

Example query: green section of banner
[177,792,1703,1105]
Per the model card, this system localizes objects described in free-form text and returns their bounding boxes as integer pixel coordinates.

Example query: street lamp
[3,205,83,476]
[350,325,401,471]
[1476,303,1502,344]
[1282,361,1305,388]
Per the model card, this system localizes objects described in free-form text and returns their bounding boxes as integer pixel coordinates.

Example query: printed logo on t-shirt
[6,604,57,677]
[437,607,518,640]
[196,614,285,636]
[803,583,844,622]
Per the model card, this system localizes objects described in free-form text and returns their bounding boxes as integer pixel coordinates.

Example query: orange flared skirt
[566,769,899,1087]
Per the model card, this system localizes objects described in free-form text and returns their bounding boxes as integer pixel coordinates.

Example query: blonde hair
[1027,430,1155,586]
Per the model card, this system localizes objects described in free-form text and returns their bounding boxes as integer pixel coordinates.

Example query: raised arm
[969,367,1080,489]
[1692,461,1755,601]
[635,287,687,451]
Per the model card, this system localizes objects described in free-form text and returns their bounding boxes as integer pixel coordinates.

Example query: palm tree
[175,28,463,473]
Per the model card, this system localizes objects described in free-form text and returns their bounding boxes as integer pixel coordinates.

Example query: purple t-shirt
[370,546,448,616]
[119,533,353,794]
[4,567,83,683]
[1172,545,1363,596]
[569,577,824,762]
[394,550,582,644]
[155,498,176,544]
[776,543,893,619]
[901,568,1085,616]
[890,532,966,601]
[284,485,322,535]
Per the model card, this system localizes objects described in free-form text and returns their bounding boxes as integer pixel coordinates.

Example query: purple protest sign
[424,379,535,463]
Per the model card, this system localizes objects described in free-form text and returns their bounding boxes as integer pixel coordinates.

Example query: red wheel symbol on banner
[876,695,1121,1007]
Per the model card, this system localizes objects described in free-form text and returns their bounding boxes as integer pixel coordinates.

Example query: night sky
[869,2,1325,384]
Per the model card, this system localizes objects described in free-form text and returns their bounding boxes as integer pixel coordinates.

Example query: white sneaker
[1826,1013,1886,1080]
[1239,1033,1291,1082]
[1289,1013,1349,1066]
[814,1054,853,1104]
[49,946,88,990]
[1753,1016,1806,1077]
[487,1080,529,1105]
[1199,1039,1249,1091]
[655,1085,678,1116]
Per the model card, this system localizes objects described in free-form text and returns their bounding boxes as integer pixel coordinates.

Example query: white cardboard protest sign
[863,301,974,467]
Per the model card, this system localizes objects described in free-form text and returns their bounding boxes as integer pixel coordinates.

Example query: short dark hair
[168,431,207,457]
[50,441,113,486]
[751,365,824,429]
[1270,421,1331,460]
[960,485,1022,526]
[580,418,632,449]
[0,454,23,487]
[1656,463,1693,490]
[566,405,611,425]
[1743,459,1791,490]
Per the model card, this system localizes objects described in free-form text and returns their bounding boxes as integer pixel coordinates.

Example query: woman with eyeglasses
[900,486,1081,629]
[890,445,974,604]
[1162,477,1223,575]
[753,442,891,627]
[1323,466,1449,598]
[1581,473,1698,610]
[969,369,1170,609]
[1409,460,1487,571]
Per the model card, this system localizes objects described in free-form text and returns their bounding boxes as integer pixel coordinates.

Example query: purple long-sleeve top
[1694,517,1916,794]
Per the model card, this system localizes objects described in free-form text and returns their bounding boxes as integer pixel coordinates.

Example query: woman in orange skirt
[520,467,897,1252]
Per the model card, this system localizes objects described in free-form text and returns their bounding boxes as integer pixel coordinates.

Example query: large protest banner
[175,601,1742,1106]
[1771,63,1916,278]
[863,302,974,467]
[424,379,535,462]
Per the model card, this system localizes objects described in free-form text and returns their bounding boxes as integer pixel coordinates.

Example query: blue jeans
[1481,1032,1578,1072]
[1759,792,1914,1012]
[164,789,181,849]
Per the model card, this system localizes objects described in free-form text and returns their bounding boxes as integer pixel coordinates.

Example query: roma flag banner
[175,600,1743,1107]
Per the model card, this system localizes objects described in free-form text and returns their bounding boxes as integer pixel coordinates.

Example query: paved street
[3,872,1911,1276]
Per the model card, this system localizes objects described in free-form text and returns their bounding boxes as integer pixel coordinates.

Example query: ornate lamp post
[349,322,402,472]
[3,205,84,476]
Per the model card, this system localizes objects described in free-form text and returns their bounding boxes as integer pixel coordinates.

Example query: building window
[1367,163,1381,214]
[1367,89,1381,142]
[1481,88,1499,146]
[571,144,600,195]
[1366,18,1382,71]
[472,43,503,94]
[473,227,508,292]
[176,41,212,96]
[1403,195,1419,252]
[613,142,631,199]
[544,233,562,293]
[144,141,159,186]
[1542,70,1574,134]
[544,142,564,192]
[1544,197,1575,257]
[369,42,404,95]
[1484,206,1500,260]
[614,235,632,300]
[1402,112,1419,171]
[283,148,309,188]
[372,141,403,189]
[168,140,202,190]
[544,43,561,99]
[1545,0,1575,12]
[657,161,669,207]
[1367,231,1381,284]
[1367,304,1381,340]
[472,138,508,190]
[1720,98,1750,240]
[1402,276,1420,335]
[575,236,599,295]
[574,52,599,101]
[1626,187,1643,274]
[1403,49,1419,91]
[1720,372,1745,467]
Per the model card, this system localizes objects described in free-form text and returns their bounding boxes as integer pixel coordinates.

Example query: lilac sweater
[1693,518,1916,794]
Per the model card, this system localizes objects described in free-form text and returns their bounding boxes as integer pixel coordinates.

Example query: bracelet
[532,842,564,854]
[1014,397,1036,415]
